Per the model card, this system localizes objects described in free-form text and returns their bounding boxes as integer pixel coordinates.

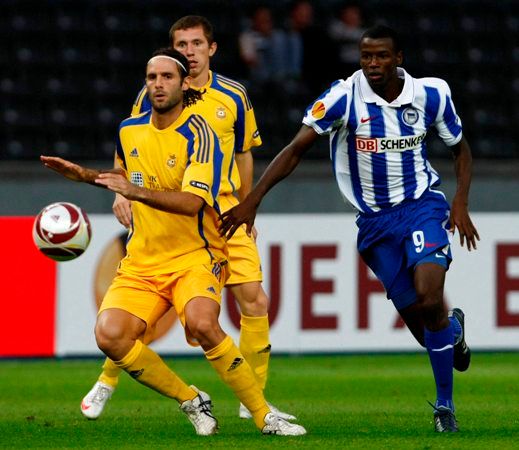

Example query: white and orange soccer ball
[33,202,92,261]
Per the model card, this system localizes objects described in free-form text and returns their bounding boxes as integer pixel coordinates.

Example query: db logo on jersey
[356,137,378,152]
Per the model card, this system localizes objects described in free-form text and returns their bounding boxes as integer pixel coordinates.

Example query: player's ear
[209,41,217,58]
[396,50,403,65]
[182,75,192,91]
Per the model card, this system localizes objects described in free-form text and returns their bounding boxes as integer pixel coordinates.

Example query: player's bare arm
[234,150,259,239]
[96,172,204,216]
[449,136,480,251]
[220,125,319,239]
[40,155,123,186]
[235,151,254,201]
[112,155,132,228]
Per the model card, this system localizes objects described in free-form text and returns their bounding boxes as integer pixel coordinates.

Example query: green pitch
[1,353,518,449]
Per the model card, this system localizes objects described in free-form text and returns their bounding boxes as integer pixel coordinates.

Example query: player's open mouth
[368,73,383,81]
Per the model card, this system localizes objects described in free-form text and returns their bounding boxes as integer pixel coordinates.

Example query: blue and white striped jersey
[303,68,462,213]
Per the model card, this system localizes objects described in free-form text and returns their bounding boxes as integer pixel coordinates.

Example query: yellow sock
[239,314,270,390]
[113,340,196,403]
[98,358,121,388]
[206,335,270,429]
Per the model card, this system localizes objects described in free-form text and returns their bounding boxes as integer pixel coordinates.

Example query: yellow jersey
[116,108,227,276]
[132,71,261,197]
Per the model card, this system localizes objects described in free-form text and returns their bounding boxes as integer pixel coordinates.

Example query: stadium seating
[1,0,516,160]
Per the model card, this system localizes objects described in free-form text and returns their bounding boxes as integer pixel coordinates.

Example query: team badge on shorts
[402,107,419,125]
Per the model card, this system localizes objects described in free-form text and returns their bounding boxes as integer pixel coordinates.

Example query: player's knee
[188,316,221,343]
[234,283,269,316]
[94,318,140,359]
[95,321,123,354]
[419,292,446,325]
[414,276,442,302]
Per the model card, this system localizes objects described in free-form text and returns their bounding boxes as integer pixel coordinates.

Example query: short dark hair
[150,47,190,78]
[169,15,214,45]
[360,25,402,53]
[147,48,203,108]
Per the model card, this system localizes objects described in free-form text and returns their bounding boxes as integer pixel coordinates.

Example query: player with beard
[42,48,305,437]
[82,16,296,423]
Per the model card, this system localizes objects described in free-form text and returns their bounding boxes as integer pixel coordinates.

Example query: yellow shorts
[99,262,228,346]
[220,194,262,285]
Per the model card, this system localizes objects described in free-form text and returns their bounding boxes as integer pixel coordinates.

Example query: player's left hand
[96,172,138,199]
[450,197,480,251]
[219,197,258,240]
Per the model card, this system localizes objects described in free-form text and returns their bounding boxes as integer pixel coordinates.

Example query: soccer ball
[33,202,92,261]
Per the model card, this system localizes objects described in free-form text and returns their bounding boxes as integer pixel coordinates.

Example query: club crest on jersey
[311,101,326,120]
[216,107,226,119]
[167,154,176,168]
[402,107,419,126]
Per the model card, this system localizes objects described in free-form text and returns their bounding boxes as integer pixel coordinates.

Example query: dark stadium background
[1,0,517,214]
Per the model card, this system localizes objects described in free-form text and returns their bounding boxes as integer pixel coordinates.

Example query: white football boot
[80,381,115,419]
[180,386,218,436]
[261,412,306,436]
[239,402,297,421]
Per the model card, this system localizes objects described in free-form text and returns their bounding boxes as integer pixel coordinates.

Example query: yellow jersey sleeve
[241,95,262,153]
[212,73,262,154]
[131,86,151,117]
[177,114,224,211]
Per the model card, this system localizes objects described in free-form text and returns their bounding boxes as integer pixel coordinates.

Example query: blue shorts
[356,190,453,311]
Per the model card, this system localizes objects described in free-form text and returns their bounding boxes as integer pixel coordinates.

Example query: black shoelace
[198,397,216,419]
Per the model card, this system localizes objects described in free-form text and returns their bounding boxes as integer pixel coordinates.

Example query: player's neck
[376,77,404,103]
[191,68,211,88]
[151,103,184,130]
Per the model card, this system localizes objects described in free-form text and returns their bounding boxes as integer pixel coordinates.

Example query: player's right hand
[40,155,85,182]
[113,193,132,228]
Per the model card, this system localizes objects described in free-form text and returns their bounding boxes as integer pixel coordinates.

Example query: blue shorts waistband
[357,190,446,219]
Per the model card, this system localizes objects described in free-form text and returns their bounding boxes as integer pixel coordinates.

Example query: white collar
[359,67,414,107]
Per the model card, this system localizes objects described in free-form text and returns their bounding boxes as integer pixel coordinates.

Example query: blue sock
[424,324,455,411]
[449,315,462,344]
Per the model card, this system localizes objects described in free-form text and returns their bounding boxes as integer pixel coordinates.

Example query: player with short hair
[41,48,305,437]
[81,15,296,423]
[220,24,479,433]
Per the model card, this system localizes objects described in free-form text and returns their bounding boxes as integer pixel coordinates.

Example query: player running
[220,25,478,433]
